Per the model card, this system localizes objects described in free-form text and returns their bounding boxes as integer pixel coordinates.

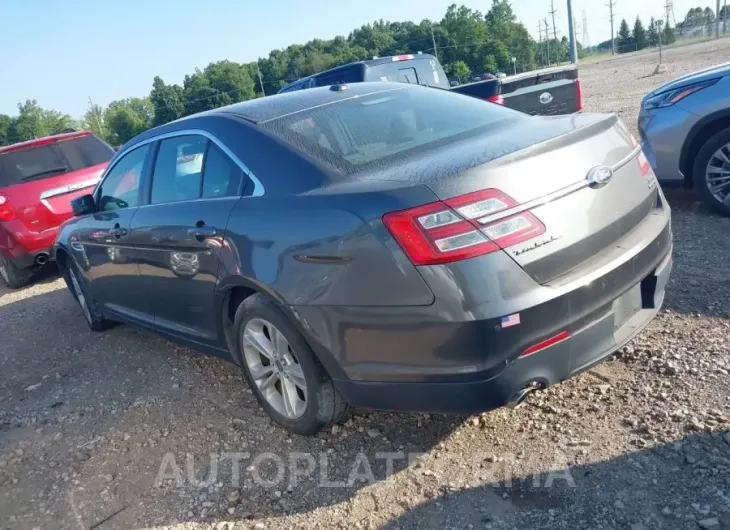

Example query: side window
[97,144,150,212]
[202,143,244,198]
[151,135,207,205]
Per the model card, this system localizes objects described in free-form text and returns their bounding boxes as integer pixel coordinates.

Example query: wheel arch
[218,277,346,380]
[680,109,730,188]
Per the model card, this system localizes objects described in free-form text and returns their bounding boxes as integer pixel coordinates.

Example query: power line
[607,0,617,54]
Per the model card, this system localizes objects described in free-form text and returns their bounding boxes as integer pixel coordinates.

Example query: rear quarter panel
[218,184,439,307]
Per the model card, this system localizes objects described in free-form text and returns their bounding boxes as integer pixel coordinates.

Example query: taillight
[0,195,15,222]
[575,79,583,112]
[383,189,545,265]
[487,94,505,105]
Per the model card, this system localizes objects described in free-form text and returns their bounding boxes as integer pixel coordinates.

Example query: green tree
[633,17,647,50]
[647,17,659,47]
[82,104,106,139]
[150,76,184,126]
[616,18,634,53]
[662,22,677,44]
[449,60,472,82]
[0,114,12,146]
[103,98,153,146]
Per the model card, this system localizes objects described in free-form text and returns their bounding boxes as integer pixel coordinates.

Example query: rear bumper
[0,222,58,269]
[293,199,672,413]
[334,249,671,413]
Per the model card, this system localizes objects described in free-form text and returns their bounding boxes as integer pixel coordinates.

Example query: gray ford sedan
[54,83,672,435]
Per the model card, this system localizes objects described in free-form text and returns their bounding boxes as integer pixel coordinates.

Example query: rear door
[129,133,247,344]
[0,134,114,232]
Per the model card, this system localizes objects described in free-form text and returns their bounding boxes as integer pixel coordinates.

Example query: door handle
[187,226,217,241]
[111,224,128,239]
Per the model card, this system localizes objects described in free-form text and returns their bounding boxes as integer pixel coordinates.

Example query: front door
[129,135,246,344]
[80,144,152,319]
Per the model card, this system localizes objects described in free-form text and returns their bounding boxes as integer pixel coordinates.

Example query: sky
[0,0,708,117]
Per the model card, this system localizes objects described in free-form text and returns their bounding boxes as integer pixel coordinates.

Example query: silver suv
[639,63,730,215]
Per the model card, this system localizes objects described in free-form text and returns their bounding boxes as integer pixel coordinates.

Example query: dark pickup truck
[279,53,582,116]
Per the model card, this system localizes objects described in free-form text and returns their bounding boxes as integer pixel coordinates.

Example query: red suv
[0,131,114,288]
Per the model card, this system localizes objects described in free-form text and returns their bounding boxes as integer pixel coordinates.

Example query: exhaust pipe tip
[35,253,49,266]
[506,381,543,409]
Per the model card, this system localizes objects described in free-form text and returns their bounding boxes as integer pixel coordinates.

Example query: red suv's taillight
[383,189,545,265]
[0,195,15,222]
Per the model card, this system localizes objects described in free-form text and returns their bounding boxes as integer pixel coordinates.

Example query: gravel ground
[2,39,730,530]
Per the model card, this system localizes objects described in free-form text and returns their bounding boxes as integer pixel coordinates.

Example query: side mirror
[71,194,96,217]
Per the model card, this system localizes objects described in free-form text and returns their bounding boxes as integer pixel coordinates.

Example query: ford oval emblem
[539,92,554,104]
[586,166,614,188]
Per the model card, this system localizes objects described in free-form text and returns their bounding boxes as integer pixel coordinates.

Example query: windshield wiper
[21,166,69,181]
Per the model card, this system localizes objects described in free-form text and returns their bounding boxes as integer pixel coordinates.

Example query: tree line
[599,5,726,54]
[0,1,557,147]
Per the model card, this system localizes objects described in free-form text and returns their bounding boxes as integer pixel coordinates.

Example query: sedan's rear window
[0,135,114,187]
[261,86,517,175]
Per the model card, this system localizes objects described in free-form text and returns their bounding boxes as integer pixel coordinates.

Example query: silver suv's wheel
[705,142,730,205]
[695,127,730,217]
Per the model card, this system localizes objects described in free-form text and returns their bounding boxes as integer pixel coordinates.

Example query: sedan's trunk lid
[370,113,657,285]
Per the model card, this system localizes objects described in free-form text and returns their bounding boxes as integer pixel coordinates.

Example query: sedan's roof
[213,82,407,124]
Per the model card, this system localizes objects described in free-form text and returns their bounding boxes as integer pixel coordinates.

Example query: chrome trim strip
[116,129,264,197]
[476,145,643,226]
[476,180,588,225]
[40,176,101,200]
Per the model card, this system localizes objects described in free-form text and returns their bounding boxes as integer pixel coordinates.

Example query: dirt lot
[2,39,730,530]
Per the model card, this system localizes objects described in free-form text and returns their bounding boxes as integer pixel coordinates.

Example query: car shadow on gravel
[382,431,730,529]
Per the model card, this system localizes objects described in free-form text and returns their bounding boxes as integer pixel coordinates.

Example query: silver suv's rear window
[262,86,517,175]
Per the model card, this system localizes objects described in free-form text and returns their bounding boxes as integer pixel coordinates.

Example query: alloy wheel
[705,142,730,205]
[242,318,307,419]
[69,268,92,324]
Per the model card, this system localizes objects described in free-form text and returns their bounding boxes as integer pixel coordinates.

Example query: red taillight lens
[383,189,545,265]
[575,79,583,112]
[0,195,15,222]
[521,330,570,357]
[487,94,505,105]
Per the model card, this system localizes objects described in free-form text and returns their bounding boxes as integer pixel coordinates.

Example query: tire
[0,254,32,289]
[233,294,348,435]
[693,126,730,217]
[59,256,113,332]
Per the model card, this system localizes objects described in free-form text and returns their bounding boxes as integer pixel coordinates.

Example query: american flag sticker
[500,313,521,328]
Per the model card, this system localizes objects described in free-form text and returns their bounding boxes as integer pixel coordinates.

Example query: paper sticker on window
[380,76,388,82]
[433,71,439,84]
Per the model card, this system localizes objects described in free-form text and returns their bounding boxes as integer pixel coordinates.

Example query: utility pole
[567,0,578,63]
[725,0,727,34]
[431,23,439,61]
[550,0,559,43]
[537,22,545,66]
[607,0,617,54]
[87,96,104,136]
[256,63,266,97]
[582,10,590,48]
[545,18,552,66]
[717,0,721,37]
